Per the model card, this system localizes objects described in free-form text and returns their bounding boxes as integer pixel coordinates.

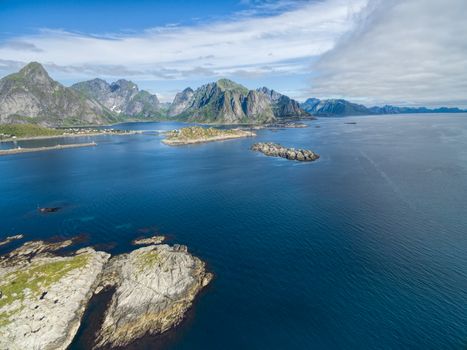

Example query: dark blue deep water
[1,115,466,349]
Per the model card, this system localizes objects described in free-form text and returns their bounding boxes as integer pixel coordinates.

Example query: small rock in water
[0,234,23,247]
[132,235,165,245]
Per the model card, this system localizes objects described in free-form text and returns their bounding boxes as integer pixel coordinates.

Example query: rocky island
[251,142,320,162]
[0,238,212,349]
[163,126,255,145]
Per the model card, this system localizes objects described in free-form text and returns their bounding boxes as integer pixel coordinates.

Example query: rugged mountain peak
[168,87,195,116]
[216,79,249,94]
[110,79,138,92]
[71,78,160,118]
[257,87,282,102]
[182,87,194,93]
[16,61,54,87]
[18,61,48,76]
[0,62,113,126]
[257,86,309,119]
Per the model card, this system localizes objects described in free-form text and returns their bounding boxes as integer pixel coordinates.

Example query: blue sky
[1,0,466,106]
[1,0,246,38]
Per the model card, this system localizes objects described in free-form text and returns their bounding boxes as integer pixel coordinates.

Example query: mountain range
[168,80,309,123]
[300,98,467,116]
[0,62,465,126]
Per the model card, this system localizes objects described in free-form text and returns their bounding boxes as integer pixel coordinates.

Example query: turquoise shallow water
[1,114,467,349]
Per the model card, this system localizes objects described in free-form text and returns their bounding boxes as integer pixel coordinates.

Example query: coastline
[0,142,97,156]
[0,131,139,143]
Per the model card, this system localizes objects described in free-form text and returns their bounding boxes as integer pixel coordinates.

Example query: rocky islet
[251,142,320,162]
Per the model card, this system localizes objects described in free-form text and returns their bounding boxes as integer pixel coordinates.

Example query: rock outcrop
[71,78,162,119]
[0,239,211,349]
[0,241,110,350]
[251,142,319,162]
[0,62,115,126]
[94,244,212,348]
[0,235,23,247]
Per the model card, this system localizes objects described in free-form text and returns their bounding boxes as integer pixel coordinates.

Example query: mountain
[169,79,308,124]
[71,78,161,118]
[301,98,371,116]
[257,87,309,118]
[0,62,115,126]
[301,98,467,116]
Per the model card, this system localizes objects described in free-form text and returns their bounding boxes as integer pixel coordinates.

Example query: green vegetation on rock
[0,123,62,139]
[0,253,90,325]
[165,126,237,141]
[135,250,160,271]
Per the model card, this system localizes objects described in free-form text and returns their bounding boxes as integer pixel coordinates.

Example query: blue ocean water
[1,115,466,349]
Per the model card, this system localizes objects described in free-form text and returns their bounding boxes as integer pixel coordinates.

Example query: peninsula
[163,126,255,145]
[0,123,134,143]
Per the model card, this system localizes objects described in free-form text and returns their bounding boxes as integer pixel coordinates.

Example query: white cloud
[0,0,367,82]
[309,0,467,107]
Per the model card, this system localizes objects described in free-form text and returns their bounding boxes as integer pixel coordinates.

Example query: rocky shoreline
[0,129,136,143]
[251,142,319,162]
[0,238,212,349]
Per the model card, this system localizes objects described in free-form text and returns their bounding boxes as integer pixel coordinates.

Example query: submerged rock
[94,244,212,348]
[251,142,319,162]
[38,207,61,213]
[0,244,110,350]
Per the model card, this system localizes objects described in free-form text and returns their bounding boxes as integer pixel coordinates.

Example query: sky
[0,0,466,107]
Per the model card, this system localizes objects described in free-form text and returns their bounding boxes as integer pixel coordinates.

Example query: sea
[1,114,466,349]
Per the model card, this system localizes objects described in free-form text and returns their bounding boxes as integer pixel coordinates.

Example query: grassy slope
[0,123,62,138]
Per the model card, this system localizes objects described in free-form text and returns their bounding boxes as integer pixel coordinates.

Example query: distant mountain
[0,62,116,126]
[368,105,467,114]
[71,78,162,119]
[169,79,308,123]
[301,98,467,116]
